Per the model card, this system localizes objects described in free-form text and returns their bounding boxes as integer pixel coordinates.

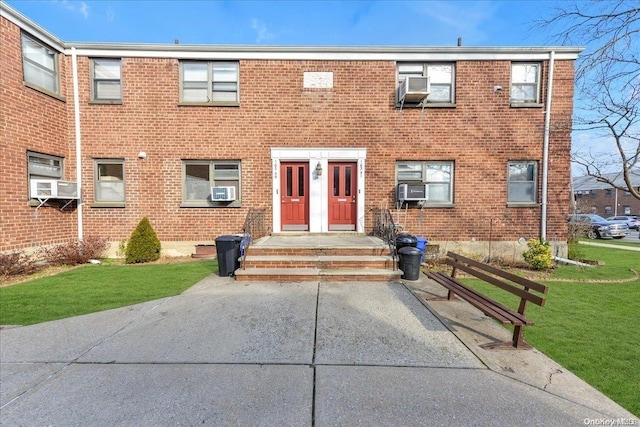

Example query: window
[21,33,59,95]
[397,63,455,104]
[604,206,612,215]
[94,160,125,203]
[590,190,597,198]
[511,63,540,104]
[28,152,62,180]
[507,161,537,204]
[591,206,597,214]
[180,61,239,104]
[624,206,631,215]
[605,189,613,197]
[396,161,454,205]
[91,59,121,102]
[182,160,240,206]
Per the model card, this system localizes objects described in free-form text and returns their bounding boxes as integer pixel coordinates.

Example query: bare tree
[539,1,640,199]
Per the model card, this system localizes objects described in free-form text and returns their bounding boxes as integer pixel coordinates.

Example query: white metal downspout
[71,47,83,241]
[541,51,555,241]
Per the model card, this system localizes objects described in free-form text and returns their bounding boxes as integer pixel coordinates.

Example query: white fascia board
[0,3,65,52]
[66,45,583,61]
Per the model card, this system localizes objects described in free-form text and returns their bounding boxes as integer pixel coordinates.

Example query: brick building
[1,3,582,258]
[573,173,640,217]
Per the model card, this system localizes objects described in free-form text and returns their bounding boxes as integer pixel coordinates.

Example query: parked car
[606,215,638,230]
[567,214,629,239]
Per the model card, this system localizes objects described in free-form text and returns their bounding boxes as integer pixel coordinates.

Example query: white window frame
[91,58,122,102]
[510,63,541,105]
[507,161,538,205]
[21,33,59,96]
[94,159,125,204]
[396,160,454,206]
[182,160,241,206]
[397,63,455,105]
[179,61,239,105]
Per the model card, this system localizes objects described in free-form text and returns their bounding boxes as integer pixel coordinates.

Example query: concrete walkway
[1,275,636,426]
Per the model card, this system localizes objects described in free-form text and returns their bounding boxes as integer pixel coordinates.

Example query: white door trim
[271,148,366,233]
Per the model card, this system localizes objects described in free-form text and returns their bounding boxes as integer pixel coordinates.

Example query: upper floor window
[182,160,241,206]
[507,161,537,204]
[94,159,125,204]
[396,160,454,205]
[397,63,455,105]
[604,205,612,215]
[590,189,597,197]
[180,61,239,104]
[91,59,122,102]
[21,33,59,95]
[28,151,63,180]
[511,63,540,105]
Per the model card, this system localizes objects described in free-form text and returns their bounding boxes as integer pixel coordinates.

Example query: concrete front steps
[234,234,402,282]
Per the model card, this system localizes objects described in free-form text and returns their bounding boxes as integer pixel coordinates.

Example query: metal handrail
[372,208,398,270]
[240,208,266,270]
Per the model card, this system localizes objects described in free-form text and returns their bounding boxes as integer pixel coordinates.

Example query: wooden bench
[423,251,549,349]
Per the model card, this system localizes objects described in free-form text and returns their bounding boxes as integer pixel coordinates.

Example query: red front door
[328,162,357,231]
[281,162,309,231]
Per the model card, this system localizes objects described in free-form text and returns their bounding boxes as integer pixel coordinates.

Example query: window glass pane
[333,166,340,196]
[97,181,125,202]
[95,81,121,99]
[286,167,293,197]
[428,183,450,202]
[214,163,239,180]
[427,65,452,84]
[183,63,208,81]
[98,163,123,180]
[428,85,451,102]
[185,164,210,201]
[24,62,56,92]
[397,163,423,181]
[213,62,238,82]
[398,64,424,74]
[426,163,451,182]
[509,163,534,181]
[212,82,238,92]
[94,60,120,79]
[183,88,208,102]
[511,85,536,102]
[508,182,535,202]
[212,91,238,102]
[512,64,538,83]
[23,37,54,69]
[345,167,351,197]
[298,166,305,197]
[28,155,62,178]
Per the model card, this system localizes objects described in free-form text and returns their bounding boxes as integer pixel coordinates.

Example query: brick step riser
[235,273,401,282]
[246,248,389,256]
[244,260,396,269]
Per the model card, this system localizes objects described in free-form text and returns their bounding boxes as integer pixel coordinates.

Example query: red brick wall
[1,14,575,252]
[0,17,77,251]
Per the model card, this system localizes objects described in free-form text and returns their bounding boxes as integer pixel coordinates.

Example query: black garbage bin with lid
[396,234,417,251]
[398,246,421,281]
[215,235,243,276]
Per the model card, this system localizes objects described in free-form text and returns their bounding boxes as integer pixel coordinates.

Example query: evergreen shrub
[125,217,161,264]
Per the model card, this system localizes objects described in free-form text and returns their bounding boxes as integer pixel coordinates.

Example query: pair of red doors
[280,162,356,231]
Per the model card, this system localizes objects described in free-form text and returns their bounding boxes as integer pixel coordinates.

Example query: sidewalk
[1,275,636,426]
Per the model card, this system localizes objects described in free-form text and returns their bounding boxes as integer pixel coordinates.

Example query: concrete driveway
[1,276,635,426]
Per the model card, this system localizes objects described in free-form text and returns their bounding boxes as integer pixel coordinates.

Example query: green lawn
[460,245,640,416]
[0,260,217,326]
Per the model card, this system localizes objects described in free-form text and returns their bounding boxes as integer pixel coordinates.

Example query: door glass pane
[298,166,305,197]
[345,167,352,196]
[333,167,340,196]
[286,167,292,197]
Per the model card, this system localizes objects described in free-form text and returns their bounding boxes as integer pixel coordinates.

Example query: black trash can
[215,235,243,276]
[396,234,417,251]
[398,246,421,281]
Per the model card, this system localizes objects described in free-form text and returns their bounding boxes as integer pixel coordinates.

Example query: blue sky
[6,0,559,47]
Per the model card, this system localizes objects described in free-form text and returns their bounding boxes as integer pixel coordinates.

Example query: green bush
[125,217,161,264]
[522,238,553,270]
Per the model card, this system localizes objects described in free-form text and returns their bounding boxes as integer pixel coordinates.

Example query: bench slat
[445,258,546,307]
[447,251,549,295]
[425,272,531,325]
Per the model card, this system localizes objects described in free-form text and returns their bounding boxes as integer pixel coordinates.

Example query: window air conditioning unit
[211,186,236,201]
[397,183,428,201]
[399,76,430,103]
[30,179,79,199]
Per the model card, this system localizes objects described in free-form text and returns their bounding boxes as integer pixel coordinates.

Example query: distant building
[572,173,640,216]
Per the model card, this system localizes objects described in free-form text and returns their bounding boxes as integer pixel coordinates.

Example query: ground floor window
[182,160,240,206]
[94,159,125,204]
[396,160,454,206]
[507,161,537,204]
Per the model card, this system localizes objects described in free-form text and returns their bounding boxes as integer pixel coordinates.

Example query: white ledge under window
[510,102,543,108]
[507,202,540,208]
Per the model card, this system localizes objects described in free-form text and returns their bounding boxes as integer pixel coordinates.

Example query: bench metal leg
[480,325,531,350]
